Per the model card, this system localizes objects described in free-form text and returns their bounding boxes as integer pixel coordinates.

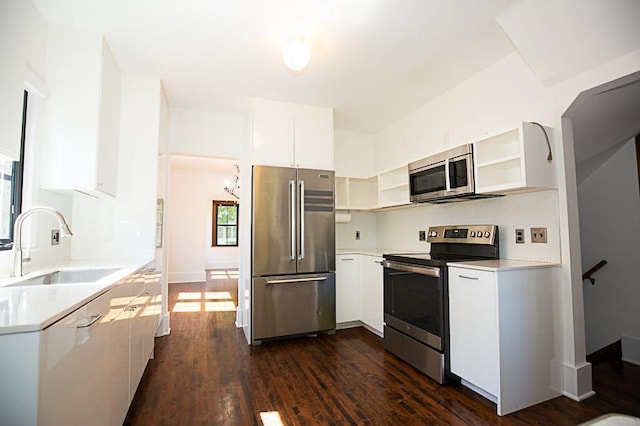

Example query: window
[212,201,238,247]
[0,91,26,249]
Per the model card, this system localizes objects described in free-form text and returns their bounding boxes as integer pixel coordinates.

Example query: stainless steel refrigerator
[251,165,336,344]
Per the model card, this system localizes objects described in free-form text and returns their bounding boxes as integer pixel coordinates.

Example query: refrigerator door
[296,168,336,274]
[252,272,336,343]
[252,165,298,276]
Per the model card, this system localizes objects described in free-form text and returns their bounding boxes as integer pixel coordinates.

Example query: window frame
[212,200,239,247]
[0,90,27,250]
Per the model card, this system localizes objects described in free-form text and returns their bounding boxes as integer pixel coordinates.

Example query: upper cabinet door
[95,41,121,196]
[251,98,334,170]
[294,104,334,170]
[251,99,295,167]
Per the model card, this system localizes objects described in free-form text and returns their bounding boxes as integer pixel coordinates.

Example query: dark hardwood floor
[125,272,640,425]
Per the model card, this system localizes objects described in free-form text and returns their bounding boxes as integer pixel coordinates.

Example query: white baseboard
[622,334,640,366]
[561,362,595,401]
[168,271,206,283]
[205,262,238,270]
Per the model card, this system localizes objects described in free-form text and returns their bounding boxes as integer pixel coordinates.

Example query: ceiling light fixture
[283,36,310,72]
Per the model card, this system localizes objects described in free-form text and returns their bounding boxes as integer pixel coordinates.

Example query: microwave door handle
[444,158,451,192]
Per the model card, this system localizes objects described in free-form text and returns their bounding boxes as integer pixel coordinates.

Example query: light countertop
[0,258,153,335]
[337,247,425,257]
[448,259,559,271]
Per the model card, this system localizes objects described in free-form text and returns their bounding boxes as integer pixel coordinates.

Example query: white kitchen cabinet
[38,290,112,426]
[335,164,410,211]
[359,254,384,336]
[474,122,555,194]
[251,98,334,170]
[336,254,360,324]
[40,25,120,197]
[448,264,559,416]
[0,263,159,426]
[377,165,410,208]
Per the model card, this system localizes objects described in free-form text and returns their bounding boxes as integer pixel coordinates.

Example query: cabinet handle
[77,314,102,328]
[458,275,479,280]
[341,258,355,261]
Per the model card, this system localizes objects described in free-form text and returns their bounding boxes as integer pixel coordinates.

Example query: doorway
[564,71,640,364]
[166,155,241,312]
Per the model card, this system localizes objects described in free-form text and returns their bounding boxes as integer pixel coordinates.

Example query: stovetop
[383,224,501,267]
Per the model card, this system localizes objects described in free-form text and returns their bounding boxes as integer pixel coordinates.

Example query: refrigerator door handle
[289,180,296,261]
[266,276,328,285]
[298,180,305,260]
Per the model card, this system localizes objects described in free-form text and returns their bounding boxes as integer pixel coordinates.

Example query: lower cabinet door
[336,255,359,323]
[359,255,384,334]
[448,267,499,396]
[38,291,111,426]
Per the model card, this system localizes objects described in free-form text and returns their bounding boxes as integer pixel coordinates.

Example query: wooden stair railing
[583,259,607,285]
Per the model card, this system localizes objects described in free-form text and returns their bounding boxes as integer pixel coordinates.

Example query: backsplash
[337,190,561,263]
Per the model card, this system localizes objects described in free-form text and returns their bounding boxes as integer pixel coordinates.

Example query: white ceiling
[31,0,517,133]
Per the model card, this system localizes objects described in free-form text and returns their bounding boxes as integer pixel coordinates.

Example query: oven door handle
[382,260,441,278]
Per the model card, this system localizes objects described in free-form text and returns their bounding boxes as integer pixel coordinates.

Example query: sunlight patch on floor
[208,269,239,280]
[173,290,237,313]
[260,411,284,426]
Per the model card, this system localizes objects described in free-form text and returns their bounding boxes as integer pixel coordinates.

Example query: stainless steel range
[382,224,499,383]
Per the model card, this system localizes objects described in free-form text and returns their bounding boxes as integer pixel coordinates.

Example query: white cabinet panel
[359,254,384,335]
[251,98,294,167]
[448,268,499,396]
[38,291,111,426]
[474,122,556,194]
[40,27,120,197]
[336,254,359,323]
[294,104,334,170]
[448,265,559,416]
[251,98,334,170]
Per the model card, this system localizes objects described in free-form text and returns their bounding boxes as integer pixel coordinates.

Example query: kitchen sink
[8,268,121,287]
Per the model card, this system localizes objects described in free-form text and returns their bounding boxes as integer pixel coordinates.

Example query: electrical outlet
[515,228,525,244]
[418,230,426,241]
[51,229,60,246]
[531,227,547,243]
[355,230,360,240]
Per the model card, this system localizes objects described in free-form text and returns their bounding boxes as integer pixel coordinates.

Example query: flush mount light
[282,36,310,71]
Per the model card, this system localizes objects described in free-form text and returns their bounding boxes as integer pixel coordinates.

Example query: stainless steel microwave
[408,144,475,203]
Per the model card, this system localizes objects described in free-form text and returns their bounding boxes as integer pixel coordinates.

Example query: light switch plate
[531,227,547,243]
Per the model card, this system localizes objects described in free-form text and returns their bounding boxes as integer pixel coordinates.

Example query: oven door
[383,260,444,351]
[409,160,446,202]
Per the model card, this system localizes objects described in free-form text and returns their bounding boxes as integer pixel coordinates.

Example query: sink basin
[8,268,121,287]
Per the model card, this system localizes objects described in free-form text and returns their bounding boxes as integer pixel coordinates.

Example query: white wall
[71,76,161,260]
[167,158,239,283]
[335,211,378,250]
[334,130,376,177]
[169,107,246,159]
[579,139,640,358]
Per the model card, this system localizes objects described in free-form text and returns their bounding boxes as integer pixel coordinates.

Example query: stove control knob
[429,231,437,237]
[483,231,491,238]
[470,231,476,237]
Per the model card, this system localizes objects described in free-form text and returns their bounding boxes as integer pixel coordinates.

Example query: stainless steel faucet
[11,206,73,277]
